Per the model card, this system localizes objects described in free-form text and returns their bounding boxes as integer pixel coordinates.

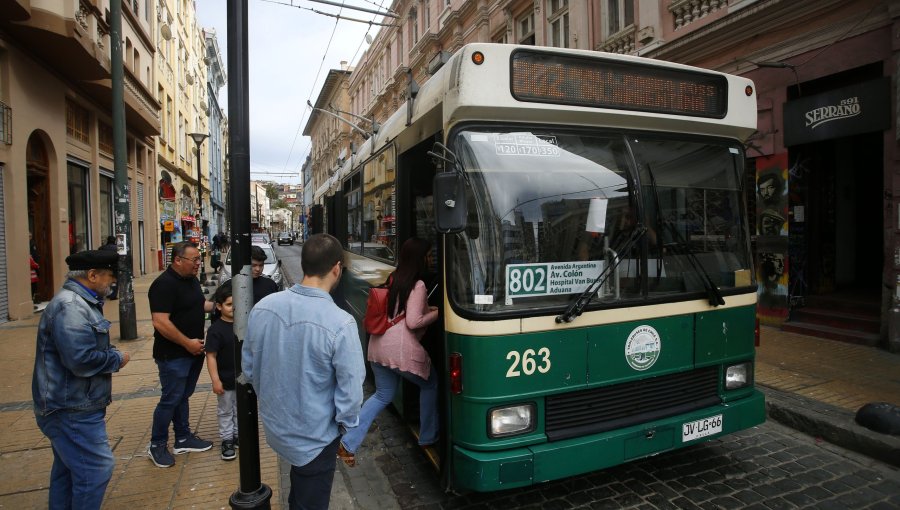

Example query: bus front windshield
[447,127,753,316]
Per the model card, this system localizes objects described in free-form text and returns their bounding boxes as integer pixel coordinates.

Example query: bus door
[396,135,446,466]
[324,193,340,239]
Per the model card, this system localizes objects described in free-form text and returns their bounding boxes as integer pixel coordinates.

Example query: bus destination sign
[505,261,604,304]
[510,49,727,118]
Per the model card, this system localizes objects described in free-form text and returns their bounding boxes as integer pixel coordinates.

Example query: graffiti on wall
[755,153,789,323]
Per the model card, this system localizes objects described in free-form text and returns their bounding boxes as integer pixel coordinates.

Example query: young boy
[205,281,238,460]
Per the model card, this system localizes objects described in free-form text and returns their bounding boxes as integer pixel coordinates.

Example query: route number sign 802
[507,265,548,297]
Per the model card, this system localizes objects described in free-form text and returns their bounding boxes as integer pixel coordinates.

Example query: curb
[760,385,900,468]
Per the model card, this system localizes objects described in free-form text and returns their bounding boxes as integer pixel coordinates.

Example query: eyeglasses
[179,255,202,264]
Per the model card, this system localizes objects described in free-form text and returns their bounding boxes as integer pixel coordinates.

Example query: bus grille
[544,366,721,441]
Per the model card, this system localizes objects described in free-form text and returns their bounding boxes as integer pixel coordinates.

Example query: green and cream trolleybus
[313,43,764,492]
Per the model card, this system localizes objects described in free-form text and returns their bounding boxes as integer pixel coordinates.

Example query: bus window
[362,149,397,262]
[344,172,363,253]
[445,128,753,316]
[632,137,752,296]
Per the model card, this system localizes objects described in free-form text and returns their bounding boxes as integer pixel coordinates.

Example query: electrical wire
[277,1,345,178]
[292,0,387,178]
[790,0,884,69]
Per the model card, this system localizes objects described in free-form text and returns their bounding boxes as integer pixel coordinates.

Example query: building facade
[306,0,899,348]
[154,0,210,263]
[250,180,271,232]
[0,0,161,321]
[205,27,227,240]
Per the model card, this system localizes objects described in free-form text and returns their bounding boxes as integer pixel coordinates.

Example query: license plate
[682,414,723,442]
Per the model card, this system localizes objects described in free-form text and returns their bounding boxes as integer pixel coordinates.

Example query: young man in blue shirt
[244,233,365,510]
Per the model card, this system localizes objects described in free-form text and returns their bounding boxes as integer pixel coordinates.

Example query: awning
[313,181,330,202]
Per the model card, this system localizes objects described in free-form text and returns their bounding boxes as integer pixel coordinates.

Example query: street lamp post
[189,132,209,283]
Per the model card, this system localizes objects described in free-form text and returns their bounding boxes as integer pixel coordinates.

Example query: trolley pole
[110,0,137,340]
[227,1,271,508]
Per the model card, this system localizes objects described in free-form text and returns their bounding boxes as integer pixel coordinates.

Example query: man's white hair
[66,270,90,279]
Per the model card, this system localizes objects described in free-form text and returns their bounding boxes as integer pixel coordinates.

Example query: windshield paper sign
[505,261,604,304]
[494,134,560,157]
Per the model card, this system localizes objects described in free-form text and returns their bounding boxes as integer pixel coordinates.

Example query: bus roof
[324,43,756,194]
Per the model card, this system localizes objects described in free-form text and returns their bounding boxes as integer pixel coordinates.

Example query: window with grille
[66,100,90,144]
[138,183,145,221]
[99,122,114,154]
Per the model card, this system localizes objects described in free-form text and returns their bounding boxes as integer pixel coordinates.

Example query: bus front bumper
[451,390,765,492]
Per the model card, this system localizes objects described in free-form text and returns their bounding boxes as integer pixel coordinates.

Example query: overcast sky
[195,0,386,185]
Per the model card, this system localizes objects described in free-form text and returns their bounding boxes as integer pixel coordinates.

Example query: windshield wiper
[555,226,647,324]
[661,222,725,306]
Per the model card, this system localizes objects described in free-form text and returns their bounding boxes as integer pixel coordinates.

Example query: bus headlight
[488,404,536,437]
[725,362,751,390]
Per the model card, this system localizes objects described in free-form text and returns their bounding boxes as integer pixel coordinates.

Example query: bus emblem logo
[625,325,661,371]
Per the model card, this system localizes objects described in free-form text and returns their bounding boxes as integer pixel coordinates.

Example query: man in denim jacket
[32,249,130,510]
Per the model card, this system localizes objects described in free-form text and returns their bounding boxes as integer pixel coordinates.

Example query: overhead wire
[292,0,387,177]
[277,0,345,179]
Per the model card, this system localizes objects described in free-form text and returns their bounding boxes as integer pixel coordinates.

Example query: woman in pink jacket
[339,238,439,467]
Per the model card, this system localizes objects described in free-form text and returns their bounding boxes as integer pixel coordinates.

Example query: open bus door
[393,135,449,476]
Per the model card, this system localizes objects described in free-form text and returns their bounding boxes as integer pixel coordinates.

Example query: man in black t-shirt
[147,242,215,468]
[251,245,279,304]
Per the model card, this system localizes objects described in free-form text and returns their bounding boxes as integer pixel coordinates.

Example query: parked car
[277,232,293,245]
[251,233,271,245]
[220,242,284,290]
[348,241,394,261]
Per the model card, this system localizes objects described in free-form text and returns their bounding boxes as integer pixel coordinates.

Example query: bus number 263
[506,348,551,377]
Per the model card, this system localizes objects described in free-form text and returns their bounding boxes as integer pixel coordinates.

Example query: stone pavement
[755,326,900,468]
[0,269,897,508]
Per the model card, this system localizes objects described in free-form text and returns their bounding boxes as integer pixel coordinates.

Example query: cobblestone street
[344,411,900,509]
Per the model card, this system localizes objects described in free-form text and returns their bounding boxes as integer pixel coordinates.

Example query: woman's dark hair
[387,237,430,318]
[106,236,116,245]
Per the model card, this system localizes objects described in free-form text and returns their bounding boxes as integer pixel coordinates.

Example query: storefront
[747,35,894,348]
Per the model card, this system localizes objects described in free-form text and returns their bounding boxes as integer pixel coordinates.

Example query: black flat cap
[66,250,119,271]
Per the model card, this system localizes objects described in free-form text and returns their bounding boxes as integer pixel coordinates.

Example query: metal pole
[110,0,137,340]
[197,145,205,282]
[228,1,271,508]
[191,135,208,284]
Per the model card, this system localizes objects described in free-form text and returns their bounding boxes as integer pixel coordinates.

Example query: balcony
[0,0,30,22]
[1,0,110,81]
[669,0,725,30]
[598,25,636,54]
[83,68,162,137]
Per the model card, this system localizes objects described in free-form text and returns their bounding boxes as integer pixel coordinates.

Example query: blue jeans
[36,409,115,510]
[151,356,204,445]
[341,362,438,453]
[288,436,339,510]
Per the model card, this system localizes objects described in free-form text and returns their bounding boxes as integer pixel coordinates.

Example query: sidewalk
[756,326,900,467]
[0,276,898,508]
[0,271,296,509]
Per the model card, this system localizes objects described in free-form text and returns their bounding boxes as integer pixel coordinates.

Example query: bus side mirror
[433,172,467,234]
